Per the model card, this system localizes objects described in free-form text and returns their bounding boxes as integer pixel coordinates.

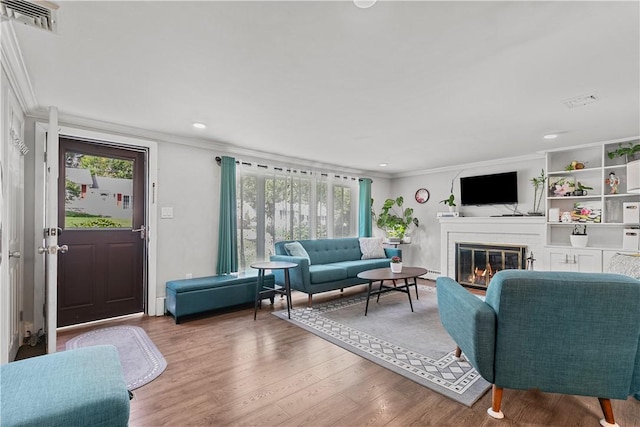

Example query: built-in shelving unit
[544,137,640,253]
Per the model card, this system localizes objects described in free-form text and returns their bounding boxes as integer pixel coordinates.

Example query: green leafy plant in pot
[375,196,419,242]
[607,142,640,162]
[528,169,546,215]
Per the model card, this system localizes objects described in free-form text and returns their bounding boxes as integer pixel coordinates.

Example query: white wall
[389,155,545,276]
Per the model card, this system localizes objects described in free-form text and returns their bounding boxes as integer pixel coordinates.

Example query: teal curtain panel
[216,156,238,274]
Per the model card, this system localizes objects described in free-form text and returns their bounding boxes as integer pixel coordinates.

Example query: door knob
[9,251,21,258]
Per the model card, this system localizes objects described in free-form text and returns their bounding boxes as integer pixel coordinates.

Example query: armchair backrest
[485,270,640,399]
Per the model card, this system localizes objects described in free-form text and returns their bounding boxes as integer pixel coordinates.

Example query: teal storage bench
[0,345,130,427]
[166,272,275,323]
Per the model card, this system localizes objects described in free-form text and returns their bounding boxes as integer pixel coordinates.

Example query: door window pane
[64,152,134,228]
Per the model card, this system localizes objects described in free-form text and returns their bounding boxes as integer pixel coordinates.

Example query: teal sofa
[270,237,401,306]
[0,345,130,427]
[436,270,640,427]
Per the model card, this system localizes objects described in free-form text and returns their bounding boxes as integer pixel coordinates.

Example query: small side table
[251,261,297,320]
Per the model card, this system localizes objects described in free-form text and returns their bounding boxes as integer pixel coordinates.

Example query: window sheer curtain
[358,178,372,237]
[216,156,238,274]
[236,161,359,271]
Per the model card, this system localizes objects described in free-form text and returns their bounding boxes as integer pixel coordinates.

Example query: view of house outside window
[64,153,134,228]
[236,163,357,271]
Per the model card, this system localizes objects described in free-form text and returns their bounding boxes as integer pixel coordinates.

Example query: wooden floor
[56,281,640,427]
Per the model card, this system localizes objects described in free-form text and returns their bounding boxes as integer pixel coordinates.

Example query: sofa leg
[598,398,619,427]
[307,294,313,307]
[487,385,505,419]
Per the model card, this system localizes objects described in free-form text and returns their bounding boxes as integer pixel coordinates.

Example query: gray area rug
[66,325,167,390]
[275,285,491,406]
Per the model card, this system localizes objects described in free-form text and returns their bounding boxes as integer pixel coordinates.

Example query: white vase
[390,262,402,273]
[570,234,588,247]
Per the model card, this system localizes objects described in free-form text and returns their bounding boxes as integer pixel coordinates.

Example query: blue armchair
[437,270,640,427]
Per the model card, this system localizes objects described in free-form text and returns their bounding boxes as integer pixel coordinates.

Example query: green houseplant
[375,196,419,241]
[607,142,640,161]
[528,169,546,215]
[440,194,456,209]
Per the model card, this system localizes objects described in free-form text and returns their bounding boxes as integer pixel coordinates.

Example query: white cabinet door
[546,248,602,272]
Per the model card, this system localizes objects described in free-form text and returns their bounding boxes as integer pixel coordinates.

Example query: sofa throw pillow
[284,241,311,264]
[359,237,386,260]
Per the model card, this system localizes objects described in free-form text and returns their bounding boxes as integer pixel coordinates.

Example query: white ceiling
[9,0,640,175]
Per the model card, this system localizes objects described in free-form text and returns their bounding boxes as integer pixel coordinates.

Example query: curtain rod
[215,156,370,182]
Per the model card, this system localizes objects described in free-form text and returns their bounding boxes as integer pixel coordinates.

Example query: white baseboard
[155,297,166,316]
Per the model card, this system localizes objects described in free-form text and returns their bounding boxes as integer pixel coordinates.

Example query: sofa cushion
[284,241,311,264]
[331,259,392,277]
[309,265,348,284]
[166,273,273,294]
[359,237,386,260]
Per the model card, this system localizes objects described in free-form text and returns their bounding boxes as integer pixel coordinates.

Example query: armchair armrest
[269,255,310,292]
[436,276,496,382]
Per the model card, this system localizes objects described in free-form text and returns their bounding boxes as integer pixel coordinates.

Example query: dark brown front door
[57,137,146,327]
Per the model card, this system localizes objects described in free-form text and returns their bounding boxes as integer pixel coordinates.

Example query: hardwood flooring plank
[54,280,640,426]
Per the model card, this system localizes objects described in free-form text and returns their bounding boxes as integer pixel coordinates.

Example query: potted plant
[440,194,456,212]
[375,196,419,242]
[528,169,546,215]
[390,255,402,273]
[607,142,640,162]
[569,224,588,247]
[573,182,593,196]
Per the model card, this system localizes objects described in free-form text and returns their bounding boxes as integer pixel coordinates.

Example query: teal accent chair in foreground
[437,270,640,427]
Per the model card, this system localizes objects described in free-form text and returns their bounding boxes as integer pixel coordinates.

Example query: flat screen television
[460,171,518,206]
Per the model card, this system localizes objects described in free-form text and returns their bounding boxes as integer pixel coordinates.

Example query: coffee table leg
[284,269,292,319]
[404,278,414,312]
[414,277,419,300]
[254,269,264,320]
[376,280,385,303]
[365,280,373,316]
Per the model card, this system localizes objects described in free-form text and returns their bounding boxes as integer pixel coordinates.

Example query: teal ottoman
[166,272,276,323]
[0,345,130,427]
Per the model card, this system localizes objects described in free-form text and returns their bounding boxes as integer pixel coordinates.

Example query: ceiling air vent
[0,0,58,33]
[562,93,600,109]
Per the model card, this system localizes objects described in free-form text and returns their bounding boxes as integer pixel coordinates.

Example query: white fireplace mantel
[439,217,547,278]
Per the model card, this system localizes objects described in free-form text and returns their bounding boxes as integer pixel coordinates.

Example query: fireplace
[455,242,527,289]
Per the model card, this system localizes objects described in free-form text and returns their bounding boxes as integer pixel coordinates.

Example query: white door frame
[35,120,158,352]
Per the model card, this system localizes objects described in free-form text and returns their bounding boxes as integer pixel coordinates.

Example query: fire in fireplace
[455,242,527,289]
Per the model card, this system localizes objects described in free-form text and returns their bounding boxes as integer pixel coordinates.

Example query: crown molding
[26,109,390,180]
[0,21,38,112]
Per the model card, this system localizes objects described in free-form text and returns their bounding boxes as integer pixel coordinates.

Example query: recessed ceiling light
[193,122,206,129]
[543,134,558,140]
[354,0,377,9]
[379,163,388,167]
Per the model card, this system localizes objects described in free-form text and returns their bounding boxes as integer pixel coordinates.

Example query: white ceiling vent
[562,93,600,109]
[0,0,58,33]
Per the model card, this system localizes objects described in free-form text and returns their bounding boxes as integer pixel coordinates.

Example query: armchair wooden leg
[487,385,505,419]
[454,346,462,358]
[598,398,619,427]
[307,294,313,307]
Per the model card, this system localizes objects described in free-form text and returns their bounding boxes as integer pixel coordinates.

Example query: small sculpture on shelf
[605,172,620,194]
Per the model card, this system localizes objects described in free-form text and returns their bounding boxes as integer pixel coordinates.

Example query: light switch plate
[161,207,174,219]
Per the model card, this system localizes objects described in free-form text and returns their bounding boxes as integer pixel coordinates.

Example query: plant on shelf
[375,196,419,241]
[528,169,546,215]
[572,224,587,235]
[607,142,640,162]
[440,194,456,207]
[573,182,593,196]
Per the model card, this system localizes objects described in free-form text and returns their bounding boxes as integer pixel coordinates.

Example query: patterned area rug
[274,285,490,406]
[66,325,167,390]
